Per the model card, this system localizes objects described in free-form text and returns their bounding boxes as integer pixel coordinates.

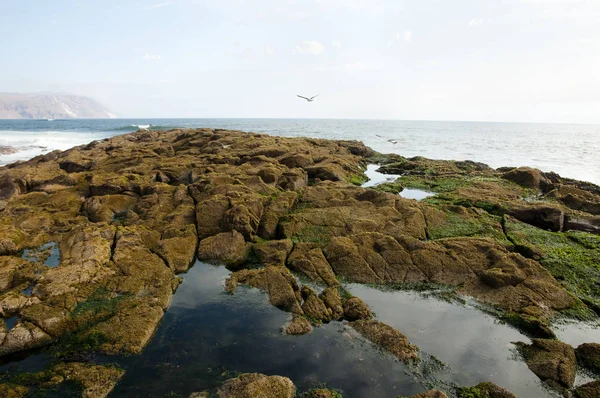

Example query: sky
[1,0,600,123]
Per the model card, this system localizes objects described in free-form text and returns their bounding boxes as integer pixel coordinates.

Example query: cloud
[143,53,163,61]
[332,41,342,48]
[144,1,174,10]
[293,40,326,55]
[468,18,485,28]
[264,45,276,56]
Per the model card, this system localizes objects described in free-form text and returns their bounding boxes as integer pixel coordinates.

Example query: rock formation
[1,128,599,396]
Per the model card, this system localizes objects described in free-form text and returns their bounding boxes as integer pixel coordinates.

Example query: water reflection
[110,261,425,397]
[362,164,435,201]
[400,188,435,201]
[362,164,400,188]
[21,242,60,268]
[346,284,558,398]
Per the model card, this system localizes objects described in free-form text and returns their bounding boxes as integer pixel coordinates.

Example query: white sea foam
[0,130,113,166]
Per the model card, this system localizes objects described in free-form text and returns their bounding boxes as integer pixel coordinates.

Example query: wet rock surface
[516,339,577,390]
[1,128,600,396]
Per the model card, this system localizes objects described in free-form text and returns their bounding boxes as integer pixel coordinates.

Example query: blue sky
[1,0,599,122]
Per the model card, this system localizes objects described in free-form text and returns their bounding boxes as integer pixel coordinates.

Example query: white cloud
[468,18,485,28]
[293,40,325,55]
[144,1,174,10]
[264,45,276,56]
[332,41,342,48]
[143,53,163,61]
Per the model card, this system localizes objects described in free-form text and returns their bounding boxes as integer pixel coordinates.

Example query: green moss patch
[427,209,509,245]
[504,216,600,318]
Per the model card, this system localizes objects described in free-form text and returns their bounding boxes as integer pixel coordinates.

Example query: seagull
[297,94,319,102]
[387,139,398,144]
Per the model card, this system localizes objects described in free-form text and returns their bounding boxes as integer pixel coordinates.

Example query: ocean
[0,118,598,185]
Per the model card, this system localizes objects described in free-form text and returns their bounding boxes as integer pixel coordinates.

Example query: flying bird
[297,94,319,102]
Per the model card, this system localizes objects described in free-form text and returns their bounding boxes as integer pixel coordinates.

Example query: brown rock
[574,380,600,398]
[254,239,293,267]
[349,319,418,361]
[59,160,92,173]
[217,373,295,398]
[319,287,344,320]
[258,191,298,239]
[472,382,516,398]
[304,389,342,398]
[343,297,372,321]
[278,153,314,169]
[287,244,338,286]
[301,286,332,323]
[197,231,250,268]
[0,321,53,355]
[517,339,576,389]
[52,362,125,398]
[576,343,600,374]
[507,203,564,232]
[502,167,552,192]
[228,267,302,314]
[283,315,313,335]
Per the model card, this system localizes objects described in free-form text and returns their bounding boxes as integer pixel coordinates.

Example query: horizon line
[1,117,599,126]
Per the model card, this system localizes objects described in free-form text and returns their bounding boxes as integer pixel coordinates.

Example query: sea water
[0,118,598,185]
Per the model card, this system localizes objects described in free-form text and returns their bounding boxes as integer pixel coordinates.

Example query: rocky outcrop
[217,373,295,398]
[1,127,600,396]
[516,339,576,390]
[349,319,418,361]
[0,362,123,398]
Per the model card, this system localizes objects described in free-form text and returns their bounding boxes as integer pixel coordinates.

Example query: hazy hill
[0,93,115,119]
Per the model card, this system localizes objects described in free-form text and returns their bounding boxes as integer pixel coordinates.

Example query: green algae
[504,216,600,318]
[427,210,510,246]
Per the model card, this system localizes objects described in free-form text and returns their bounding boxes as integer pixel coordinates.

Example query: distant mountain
[0,93,116,119]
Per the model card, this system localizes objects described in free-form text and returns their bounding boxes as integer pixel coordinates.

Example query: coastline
[0,128,599,397]
[1,118,599,185]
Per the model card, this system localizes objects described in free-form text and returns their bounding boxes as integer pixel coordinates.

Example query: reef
[1,128,600,396]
